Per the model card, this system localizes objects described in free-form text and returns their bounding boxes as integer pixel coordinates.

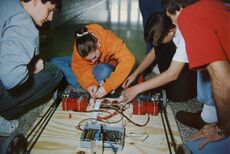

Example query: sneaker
[176,111,207,130]
[0,116,18,136]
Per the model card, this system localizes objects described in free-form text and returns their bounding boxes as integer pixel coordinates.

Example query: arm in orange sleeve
[102,31,135,93]
[71,48,99,90]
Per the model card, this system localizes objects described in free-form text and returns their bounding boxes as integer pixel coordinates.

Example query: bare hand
[123,85,139,102]
[122,73,137,89]
[95,86,107,98]
[87,85,98,98]
[191,123,225,150]
[33,58,44,74]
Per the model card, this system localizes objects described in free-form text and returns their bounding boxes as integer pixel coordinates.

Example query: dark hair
[144,12,176,46]
[75,26,98,58]
[162,0,198,14]
[22,0,62,12]
[223,0,230,3]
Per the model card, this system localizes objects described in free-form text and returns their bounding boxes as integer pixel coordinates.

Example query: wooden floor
[28,97,182,154]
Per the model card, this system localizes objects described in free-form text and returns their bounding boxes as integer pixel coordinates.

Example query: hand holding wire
[95,86,107,98]
[123,86,139,103]
[87,85,98,98]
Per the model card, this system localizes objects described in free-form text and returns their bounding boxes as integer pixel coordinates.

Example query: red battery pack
[62,96,88,112]
[132,99,159,116]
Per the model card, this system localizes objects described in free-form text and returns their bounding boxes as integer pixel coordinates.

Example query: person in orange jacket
[70,24,135,98]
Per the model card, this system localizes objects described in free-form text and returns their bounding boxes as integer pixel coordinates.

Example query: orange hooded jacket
[71,24,135,93]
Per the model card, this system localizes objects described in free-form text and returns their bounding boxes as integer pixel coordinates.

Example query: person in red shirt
[124,0,230,152]
[164,0,230,152]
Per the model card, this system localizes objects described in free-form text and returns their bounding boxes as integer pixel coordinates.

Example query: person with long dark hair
[71,24,135,98]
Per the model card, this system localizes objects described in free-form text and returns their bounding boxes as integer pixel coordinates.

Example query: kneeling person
[71,24,135,98]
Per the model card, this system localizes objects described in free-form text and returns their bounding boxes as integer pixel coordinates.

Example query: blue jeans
[0,63,63,120]
[197,70,215,106]
[50,56,114,89]
[187,70,230,153]
[187,137,230,154]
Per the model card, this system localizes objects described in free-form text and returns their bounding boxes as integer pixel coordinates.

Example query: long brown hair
[75,26,98,58]
[144,12,176,46]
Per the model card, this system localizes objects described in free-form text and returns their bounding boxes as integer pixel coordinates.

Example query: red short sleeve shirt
[178,0,230,69]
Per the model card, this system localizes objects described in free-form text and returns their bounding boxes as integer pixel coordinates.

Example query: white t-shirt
[172,28,189,63]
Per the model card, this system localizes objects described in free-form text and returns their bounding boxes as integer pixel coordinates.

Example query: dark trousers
[0,62,63,120]
[155,42,197,101]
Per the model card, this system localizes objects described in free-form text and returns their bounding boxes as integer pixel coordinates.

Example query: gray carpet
[17,101,50,136]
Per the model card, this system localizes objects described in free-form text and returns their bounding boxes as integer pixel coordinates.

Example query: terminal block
[80,122,125,152]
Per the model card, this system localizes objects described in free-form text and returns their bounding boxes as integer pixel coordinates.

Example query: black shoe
[176,111,206,130]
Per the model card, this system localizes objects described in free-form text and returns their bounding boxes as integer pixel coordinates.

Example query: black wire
[26,98,61,153]
[162,106,177,153]
[26,97,58,139]
[160,105,172,154]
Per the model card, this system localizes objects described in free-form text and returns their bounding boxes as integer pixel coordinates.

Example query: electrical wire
[126,132,149,142]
